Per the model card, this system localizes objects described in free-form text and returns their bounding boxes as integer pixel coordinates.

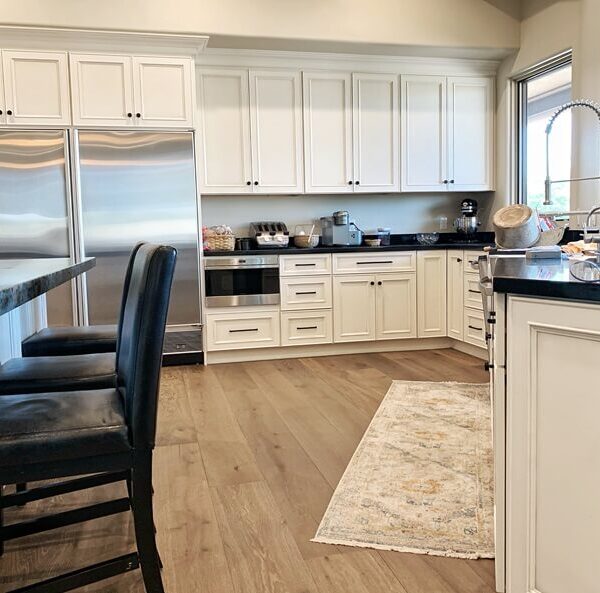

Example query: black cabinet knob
[442,179,448,184]
[135,113,141,118]
[254,181,258,185]
[6,110,12,116]
[0,110,3,115]
[355,180,360,185]
[127,112,133,118]
[457,258,462,263]
[348,180,353,185]
[377,281,382,286]
[246,181,251,186]
[370,281,375,286]
[450,179,455,184]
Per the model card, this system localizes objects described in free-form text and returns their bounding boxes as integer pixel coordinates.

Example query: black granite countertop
[492,255,600,302]
[204,232,495,256]
[0,257,95,316]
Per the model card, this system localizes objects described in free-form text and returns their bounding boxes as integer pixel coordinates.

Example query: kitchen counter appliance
[455,198,481,240]
[249,221,289,248]
[204,254,280,307]
[321,211,363,246]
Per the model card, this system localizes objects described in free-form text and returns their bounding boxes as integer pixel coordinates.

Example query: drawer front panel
[463,309,486,349]
[280,254,332,276]
[206,311,280,351]
[464,275,484,310]
[280,276,332,310]
[464,250,485,274]
[333,251,416,274]
[281,310,333,346]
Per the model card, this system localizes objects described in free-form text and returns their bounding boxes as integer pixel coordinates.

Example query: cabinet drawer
[280,254,331,276]
[463,309,486,349]
[464,275,484,310]
[206,311,280,351]
[281,310,333,346]
[281,276,332,310]
[464,250,485,274]
[333,251,416,274]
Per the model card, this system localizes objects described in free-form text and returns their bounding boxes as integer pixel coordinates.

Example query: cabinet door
[249,70,303,193]
[70,54,134,126]
[0,60,5,125]
[400,75,447,192]
[352,73,399,192]
[333,275,376,342]
[448,77,494,191]
[417,250,447,337]
[133,56,194,128]
[376,273,417,340]
[3,51,70,125]
[447,251,464,340]
[303,71,353,193]
[197,68,252,194]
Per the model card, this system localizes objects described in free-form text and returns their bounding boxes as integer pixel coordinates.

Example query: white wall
[0,0,520,53]
[201,192,494,236]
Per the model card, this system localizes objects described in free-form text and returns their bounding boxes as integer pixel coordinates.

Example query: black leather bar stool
[0,243,176,593]
[20,242,145,358]
[0,244,145,396]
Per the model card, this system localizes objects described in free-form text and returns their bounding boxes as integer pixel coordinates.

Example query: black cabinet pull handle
[468,324,483,331]
[297,326,318,330]
[6,109,12,116]
[127,112,133,118]
[296,291,317,295]
[254,181,258,185]
[246,181,251,185]
[229,328,259,333]
[357,261,393,265]
[136,113,141,118]
[295,263,316,267]
[457,258,462,262]
[468,289,480,294]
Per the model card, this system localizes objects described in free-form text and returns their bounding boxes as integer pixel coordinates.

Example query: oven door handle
[205,265,279,271]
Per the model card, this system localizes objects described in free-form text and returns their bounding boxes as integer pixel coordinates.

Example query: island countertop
[492,255,600,302]
[0,257,95,316]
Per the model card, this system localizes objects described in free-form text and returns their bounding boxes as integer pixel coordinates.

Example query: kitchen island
[489,255,599,593]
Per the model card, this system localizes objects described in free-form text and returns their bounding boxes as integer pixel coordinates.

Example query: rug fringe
[310,536,494,560]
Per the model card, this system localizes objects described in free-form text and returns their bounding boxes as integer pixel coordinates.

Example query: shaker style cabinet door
[400,75,447,192]
[0,60,5,125]
[417,250,447,337]
[3,51,70,125]
[70,54,135,126]
[375,273,417,340]
[249,70,303,193]
[352,73,399,193]
[447,76,494,191]
[303,71,353,193]
[333,275,376,342]
[197,68,253,194]
[447,251,464,340]
[132,56,194,128]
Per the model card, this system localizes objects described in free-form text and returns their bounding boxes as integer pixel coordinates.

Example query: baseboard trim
[452,340,488,360]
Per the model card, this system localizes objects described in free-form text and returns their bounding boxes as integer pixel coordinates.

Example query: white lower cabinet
[417,250,447,338]
[447,251,464,340]
[280,276,332,310]
[333,274,377,342]
[281,309,333,346]
[376,274,417,340]
[464,274,483,310]
[205,310,280,351]
[463,308,486,348]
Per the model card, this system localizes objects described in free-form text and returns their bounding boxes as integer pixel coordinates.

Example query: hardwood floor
[0,349,495,593]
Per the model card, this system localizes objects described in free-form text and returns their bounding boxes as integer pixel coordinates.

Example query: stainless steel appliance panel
[0,130,74,325]
[76,130,200,327]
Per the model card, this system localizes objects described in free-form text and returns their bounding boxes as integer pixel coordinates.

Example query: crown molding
[0,25,210,57]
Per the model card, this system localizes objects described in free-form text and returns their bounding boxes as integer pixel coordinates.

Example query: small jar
[377,227,391,246]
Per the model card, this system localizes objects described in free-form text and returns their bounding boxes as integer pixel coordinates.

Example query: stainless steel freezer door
[76,130,200,326]
[0,130,74,326]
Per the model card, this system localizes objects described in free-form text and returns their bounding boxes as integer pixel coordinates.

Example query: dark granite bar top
[0,257,95,316]
[492,255,600,302]
[204,232,495,256]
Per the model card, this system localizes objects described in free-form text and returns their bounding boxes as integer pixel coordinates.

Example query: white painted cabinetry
[198,67,303,194]
[447,251,464,340]
[417,250,447,337]
[375,273,417,340]
[333,274,377,342]
[401,74,494,192]
[205,309,280,351]
[505,296,600,593]
[2,51,70,125]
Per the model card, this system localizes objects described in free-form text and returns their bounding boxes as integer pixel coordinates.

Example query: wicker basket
[206,233,235,251]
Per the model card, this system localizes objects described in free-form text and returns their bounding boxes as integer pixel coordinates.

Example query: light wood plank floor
[0,349,495,593]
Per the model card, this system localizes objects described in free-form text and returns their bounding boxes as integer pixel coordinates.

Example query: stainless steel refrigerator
[74,130,201,357]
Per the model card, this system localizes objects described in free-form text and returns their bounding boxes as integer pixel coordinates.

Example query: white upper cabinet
[447,76,494,191]
[249,70,303,193]
[70,53,194,128]
[2,51,70,125]
[197,68,253,194]
[133,57,193,127]
[303,71,353,193]
[352,73,399,192]
[401,75,447,192]
[70,54,134,126]
[401,74,494,192]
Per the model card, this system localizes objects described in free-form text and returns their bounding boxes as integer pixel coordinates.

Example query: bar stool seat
[21,325,117,357]
[0,353,116,396]
[0,389,129,467]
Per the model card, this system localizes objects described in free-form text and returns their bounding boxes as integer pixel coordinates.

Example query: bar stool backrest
[116,244,177,449]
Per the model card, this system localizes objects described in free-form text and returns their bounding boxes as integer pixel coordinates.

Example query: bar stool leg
[131,452,164,593]
[0,484,4,557]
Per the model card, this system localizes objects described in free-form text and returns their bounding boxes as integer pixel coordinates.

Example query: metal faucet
[544,99,600,206]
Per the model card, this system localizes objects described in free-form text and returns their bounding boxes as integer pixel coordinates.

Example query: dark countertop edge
[493,276,600,303]
[203,242,494,257]
[0,258,95,316]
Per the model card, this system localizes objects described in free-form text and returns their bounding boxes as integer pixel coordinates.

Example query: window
[517,60,572,212]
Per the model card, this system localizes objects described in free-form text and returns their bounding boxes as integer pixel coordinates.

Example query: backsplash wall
[201,192,494,236]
